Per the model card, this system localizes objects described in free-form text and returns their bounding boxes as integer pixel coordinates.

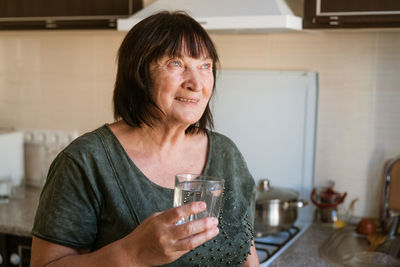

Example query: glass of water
[173,174,224,225]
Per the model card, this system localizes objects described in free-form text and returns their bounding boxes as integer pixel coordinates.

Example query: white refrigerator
[212,70,318,223]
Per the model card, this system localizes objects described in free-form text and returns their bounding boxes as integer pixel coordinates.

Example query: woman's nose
[183,68,201,91]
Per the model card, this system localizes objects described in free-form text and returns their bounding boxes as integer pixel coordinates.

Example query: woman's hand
[121,201,219,267]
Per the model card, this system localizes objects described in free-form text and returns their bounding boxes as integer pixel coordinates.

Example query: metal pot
[254,179,308,237]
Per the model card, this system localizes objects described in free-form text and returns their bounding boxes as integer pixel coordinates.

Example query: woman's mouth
[175,97,198,103]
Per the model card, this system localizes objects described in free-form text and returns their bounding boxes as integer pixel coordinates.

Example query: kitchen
[0,0,400,266]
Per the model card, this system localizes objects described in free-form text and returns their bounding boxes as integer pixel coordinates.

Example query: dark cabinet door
[6,235,31,267]
[0,234,7,267]
[304,0,400,28]
[0,234,32,267]
[0,0,142,29]
[0,0,131,17]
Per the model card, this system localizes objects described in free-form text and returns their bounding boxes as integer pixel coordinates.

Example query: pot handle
[286,199,308,209]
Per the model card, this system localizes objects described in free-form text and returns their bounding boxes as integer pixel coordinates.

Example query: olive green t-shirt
[32,125,256,267]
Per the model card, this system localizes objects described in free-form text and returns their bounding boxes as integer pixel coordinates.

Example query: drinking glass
[173,174,224,225]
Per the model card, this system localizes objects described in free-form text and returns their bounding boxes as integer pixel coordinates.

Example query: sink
[320,227,400,267]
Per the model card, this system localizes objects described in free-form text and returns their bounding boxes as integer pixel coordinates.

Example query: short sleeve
[31,152,101,249]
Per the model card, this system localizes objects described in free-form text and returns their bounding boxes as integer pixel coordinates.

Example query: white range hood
[117,0,302,32]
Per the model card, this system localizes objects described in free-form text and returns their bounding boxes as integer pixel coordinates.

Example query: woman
[30,11,259,267]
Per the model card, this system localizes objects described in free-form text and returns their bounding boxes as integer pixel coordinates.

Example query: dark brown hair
[113,11,219,134]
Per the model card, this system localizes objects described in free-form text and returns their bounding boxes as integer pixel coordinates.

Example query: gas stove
[255,223,311,266]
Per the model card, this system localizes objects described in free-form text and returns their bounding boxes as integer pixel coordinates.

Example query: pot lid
[256,179,299,202]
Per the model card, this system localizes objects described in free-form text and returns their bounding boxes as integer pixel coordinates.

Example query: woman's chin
[170,114,203,126]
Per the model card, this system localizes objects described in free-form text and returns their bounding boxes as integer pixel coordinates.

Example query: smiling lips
[175,97,199,103]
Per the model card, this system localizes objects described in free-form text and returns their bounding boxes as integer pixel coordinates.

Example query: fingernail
[211,217,218,225]
[213,227,220,235]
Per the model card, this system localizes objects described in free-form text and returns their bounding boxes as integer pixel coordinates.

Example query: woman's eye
[170,61,181,67]
[201,63,212,70]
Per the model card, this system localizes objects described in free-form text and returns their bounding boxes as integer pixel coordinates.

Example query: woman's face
[149,52,214,128]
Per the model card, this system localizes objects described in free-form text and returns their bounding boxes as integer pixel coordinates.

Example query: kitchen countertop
[270,223,337,267]
[1,187,337,266]
[0,186,40,237]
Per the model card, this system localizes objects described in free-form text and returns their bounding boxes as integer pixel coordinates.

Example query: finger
[172,216,218,240]
[148,211,162,218]
[174,225,220,251]
[161,202,206,224]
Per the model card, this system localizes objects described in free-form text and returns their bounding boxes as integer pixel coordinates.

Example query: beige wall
[1,29,399,218]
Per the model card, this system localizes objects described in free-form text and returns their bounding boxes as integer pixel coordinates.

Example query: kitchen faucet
[381,158,400,238]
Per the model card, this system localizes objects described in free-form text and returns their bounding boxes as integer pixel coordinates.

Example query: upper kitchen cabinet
[303,0,400,29]
[0,0,143,30]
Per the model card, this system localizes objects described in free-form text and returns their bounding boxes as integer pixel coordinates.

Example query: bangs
[150,14,218,62]
[167,34,211,59]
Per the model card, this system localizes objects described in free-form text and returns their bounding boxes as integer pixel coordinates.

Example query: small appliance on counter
[24,129,78,188]
[0,128,78,202]
[311,182,347,225]
[0,130,25,202]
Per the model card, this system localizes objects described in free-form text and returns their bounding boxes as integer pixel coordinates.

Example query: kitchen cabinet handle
[9,253,21,265]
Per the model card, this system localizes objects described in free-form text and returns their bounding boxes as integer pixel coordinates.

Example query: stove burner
[255,226,300,264]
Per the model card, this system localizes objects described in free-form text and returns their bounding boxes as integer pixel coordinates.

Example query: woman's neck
[108,120,208,188]
[110,120,189,157]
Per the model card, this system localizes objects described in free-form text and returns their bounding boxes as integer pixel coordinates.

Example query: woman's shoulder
[207,130,240,152]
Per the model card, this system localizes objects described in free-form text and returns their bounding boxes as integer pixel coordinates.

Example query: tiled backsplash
[0,29,399,218]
